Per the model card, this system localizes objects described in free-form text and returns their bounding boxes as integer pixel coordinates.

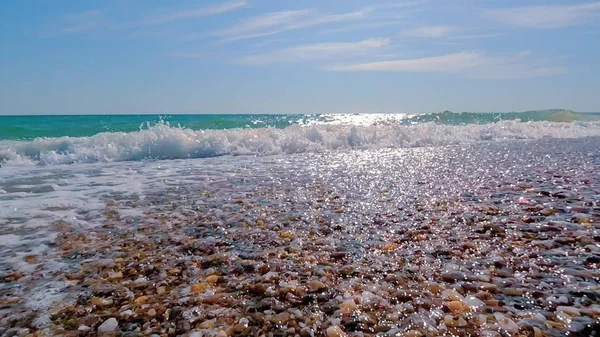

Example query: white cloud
[376,1,430,9]
[402,25,460,38]
[50,10,106,35]
[330,52,483,72]
[218,8,370,42]
[239,38,390,65]
[486,2,600,29]
[142,1,247,25]
[319,21,405,35]
[328,51,565,79]
[168,52,212,59]
[469,64,565,79]
[451,33,503,41]
[48,1,246,36]
[399,26,501,41]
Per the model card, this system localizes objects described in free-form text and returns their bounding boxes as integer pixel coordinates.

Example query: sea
[1,110,600,166]
[1,110,600,334]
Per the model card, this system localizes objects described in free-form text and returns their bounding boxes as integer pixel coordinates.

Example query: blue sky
[1,0,599,115]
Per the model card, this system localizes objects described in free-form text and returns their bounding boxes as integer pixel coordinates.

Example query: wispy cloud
[168,51,214,59]
[218,8,371,42]
[142,1,247,25]
[47,1,246,36]
[239,38,390,65]
[398,26,501,41]
[402,25,460,38]
[451,33,503,41]
[330,52,483,72]
[328,51,565,79]
[49,10,106,35]
[486,2,600,29]
[373,1,431,10]
[319,21,405,35]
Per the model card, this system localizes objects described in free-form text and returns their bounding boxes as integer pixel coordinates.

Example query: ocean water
[1,110,600,166]
[1,111,600,333]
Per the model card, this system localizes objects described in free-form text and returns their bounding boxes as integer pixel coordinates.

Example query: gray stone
[98,317,118,333]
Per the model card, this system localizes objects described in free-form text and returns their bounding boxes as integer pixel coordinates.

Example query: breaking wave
[1,119,600,166]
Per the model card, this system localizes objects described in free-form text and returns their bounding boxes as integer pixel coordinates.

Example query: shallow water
[1,137,599,335]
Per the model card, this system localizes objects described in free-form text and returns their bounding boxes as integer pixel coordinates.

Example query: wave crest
[1,120,600,166]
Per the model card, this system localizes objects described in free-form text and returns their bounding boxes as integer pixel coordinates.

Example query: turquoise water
[0,114,300,140]
[1,110,599,140]
[1,110,600,166]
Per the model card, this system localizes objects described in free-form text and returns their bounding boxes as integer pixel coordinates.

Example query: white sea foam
[1,120,600,166]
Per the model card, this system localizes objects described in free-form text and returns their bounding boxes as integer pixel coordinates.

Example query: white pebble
[493,313,518,334]
[463,295,485,310]
[557,306,580,316]
[78,325,91,332]
[97,318,118,333]
[326,325,347,337]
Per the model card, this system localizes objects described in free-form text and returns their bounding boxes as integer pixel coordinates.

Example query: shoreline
[0,139,599,336]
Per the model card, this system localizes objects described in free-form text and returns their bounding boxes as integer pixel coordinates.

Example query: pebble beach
[1,137,600,337]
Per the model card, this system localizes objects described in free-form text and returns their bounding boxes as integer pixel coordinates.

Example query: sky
[1,0,599,115]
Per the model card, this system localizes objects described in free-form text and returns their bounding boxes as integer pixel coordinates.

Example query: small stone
[557,306,581,316]
[322,300,340,314]
[382,243,397,252]
[447,301,468,313]
[444,315,466,327]
[475,274,491,282]
[463,296,485,310]
[586,256,600,264]
[493,268,513,278]
[134,295,149,305]
[442,272,468,282]
[157,286,167,295]
[546,295,569,306]
[120,310,135,318]
[78,325,91,332]
[307,280,327,293]
[494,313,518,333]
[326,325,347,337]
[572,214,593,224]
[147,309,157,317]
[425,282,443,294]
[91,297,113,306]
[340,299,357,314]
[97,318,118,333]
[199,319,216,329]
[168,268,181,275]
[271,312,290,325]
[331,252,347,261]
[108,271,123,281]
[280,231,295,239]
[539,207,558,216]
[300,327,313,337]
[403,330,423,337]
[190,283,207,293]
[503,288,523,296]
[441,289,464,301]
[250,283,267,294]
[206,275,220,284]
[485,299,500,307]
[478,282,498,293]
